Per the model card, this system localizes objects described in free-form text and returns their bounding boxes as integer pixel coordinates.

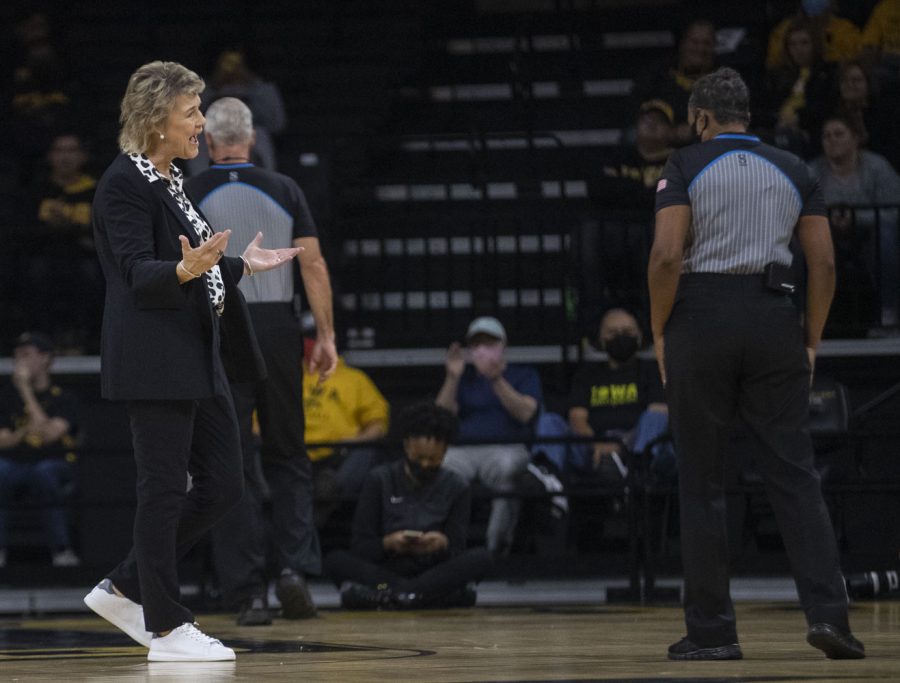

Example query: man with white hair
[185,97,337,626]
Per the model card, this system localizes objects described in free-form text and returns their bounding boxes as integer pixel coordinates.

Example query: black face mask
[406,458,440,485]
[604,333,639,363]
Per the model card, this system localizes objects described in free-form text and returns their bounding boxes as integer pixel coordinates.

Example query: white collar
[128,153,183,191]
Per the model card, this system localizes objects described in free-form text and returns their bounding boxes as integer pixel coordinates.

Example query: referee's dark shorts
[665,273,849,646]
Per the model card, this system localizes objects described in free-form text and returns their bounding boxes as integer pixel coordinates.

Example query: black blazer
[92,153,265,400]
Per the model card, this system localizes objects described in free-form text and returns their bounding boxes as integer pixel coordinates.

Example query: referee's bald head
[688,67,750,126]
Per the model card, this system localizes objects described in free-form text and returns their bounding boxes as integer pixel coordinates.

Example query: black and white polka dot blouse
[129,153,225,315]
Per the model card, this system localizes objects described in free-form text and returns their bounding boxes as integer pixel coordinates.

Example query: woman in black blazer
[82,61,299,663]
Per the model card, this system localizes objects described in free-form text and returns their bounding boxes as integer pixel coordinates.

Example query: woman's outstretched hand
[241,231,302,275]
[177,230,231,283]
[179,230,231,274]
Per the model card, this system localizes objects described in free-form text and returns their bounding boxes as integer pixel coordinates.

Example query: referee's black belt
[679,272,789,294]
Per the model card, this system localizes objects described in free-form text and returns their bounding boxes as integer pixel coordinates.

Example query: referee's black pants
[665,274,849,647]
[210,303,321,607]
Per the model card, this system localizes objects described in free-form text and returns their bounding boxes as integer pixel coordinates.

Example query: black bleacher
[327,1,774,348]
[6,1,776,350]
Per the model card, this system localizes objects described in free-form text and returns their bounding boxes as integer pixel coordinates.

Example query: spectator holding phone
[324,402,493,609]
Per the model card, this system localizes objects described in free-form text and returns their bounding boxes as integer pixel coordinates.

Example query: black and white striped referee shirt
[185,163,318,304]
[654,134,826,274]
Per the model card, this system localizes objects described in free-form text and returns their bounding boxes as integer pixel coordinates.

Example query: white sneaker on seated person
[52,548,81,567]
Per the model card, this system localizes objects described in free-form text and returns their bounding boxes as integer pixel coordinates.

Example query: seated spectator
[302,318,390,527]
[767,0,862,71]
[575,100,674,336]
[567,308,673,484]
[862,0,900,87]
[0,332,80,568]
[633,18,716,147]
[602,100,675,210]
[809,113,900,332]
[829,60,899,168]
[759,18,832,157]
[435,317,541,556]
[324,402,493,609]
[23,131,101,353]
[10,13,80,185]
[185,48,287,175]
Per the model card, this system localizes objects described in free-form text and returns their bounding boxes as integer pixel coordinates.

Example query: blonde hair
[118,61,205,154]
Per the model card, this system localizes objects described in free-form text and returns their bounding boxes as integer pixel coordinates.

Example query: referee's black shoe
[276,569,317,619]
[667,637,743,660]
[806,623,866,659]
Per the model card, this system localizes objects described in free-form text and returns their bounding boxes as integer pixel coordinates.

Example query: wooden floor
[1,601,897,681]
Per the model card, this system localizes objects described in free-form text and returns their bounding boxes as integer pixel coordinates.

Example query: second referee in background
[649,67,865,661]
[186,97,338,625]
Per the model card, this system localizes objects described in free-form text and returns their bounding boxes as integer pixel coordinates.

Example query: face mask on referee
[691,109,709,143]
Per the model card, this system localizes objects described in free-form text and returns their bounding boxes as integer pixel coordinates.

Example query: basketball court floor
[1,578,896,681]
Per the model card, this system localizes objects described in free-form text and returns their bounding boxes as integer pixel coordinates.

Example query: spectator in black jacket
[760,18,832,157]
[633,18,717,147]
[0,331,80,569]
[324,402,493,609]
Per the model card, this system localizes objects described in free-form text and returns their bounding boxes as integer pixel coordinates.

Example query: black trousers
[210,303,320,607]
[312,447,383,528]
[109,390,243,632]
[324,548,493,599]
[665,274,849,646]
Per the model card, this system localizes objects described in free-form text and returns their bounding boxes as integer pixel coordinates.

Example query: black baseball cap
[640,99,675,125]
[13,331,54,353]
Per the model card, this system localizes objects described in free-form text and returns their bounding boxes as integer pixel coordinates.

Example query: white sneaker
[84,579,153,647]
[148,622,236,662]
[52,549,81,567]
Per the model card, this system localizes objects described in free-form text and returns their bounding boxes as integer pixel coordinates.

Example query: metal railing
[825,203,900,335]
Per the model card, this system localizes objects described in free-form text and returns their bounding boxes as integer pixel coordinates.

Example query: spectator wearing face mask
[435,317,542,557]
[324,402,493,609]
[567,308,672,484]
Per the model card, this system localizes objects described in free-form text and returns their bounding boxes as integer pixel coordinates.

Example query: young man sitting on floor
[324,401,493,609]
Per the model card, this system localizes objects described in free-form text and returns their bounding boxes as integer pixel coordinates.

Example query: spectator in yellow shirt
[25,132,102,353]
[863,0,900,92]
[863,0,900,59]
[302,322,390,527]
[767,0,861,70]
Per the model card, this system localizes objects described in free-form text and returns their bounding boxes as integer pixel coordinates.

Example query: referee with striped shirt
[186,97,338,625]
[649,68,864,661]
